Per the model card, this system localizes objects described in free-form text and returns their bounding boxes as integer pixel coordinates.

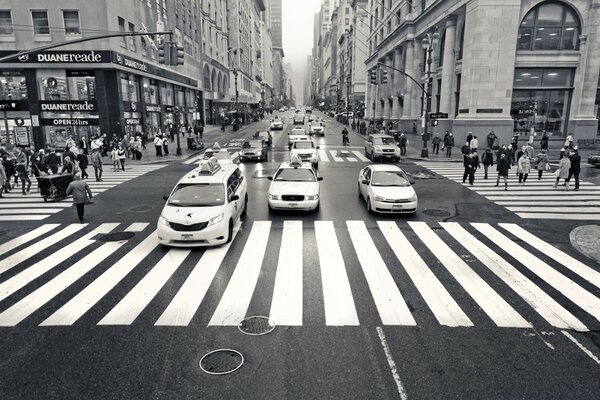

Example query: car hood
[161,204,225,224]
[374,144,399,151]
[371,185,416,199]
[269,181,319,196]
[271,121,283,126]
[291,149,316,155]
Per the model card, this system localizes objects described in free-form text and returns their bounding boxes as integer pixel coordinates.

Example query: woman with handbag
[553,153,571,190]
[534,150,549,180]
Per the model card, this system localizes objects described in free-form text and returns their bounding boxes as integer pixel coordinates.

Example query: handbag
[552,169,560,178]
[544,163,550,171]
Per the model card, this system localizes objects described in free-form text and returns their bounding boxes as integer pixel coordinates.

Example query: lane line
[329,150,344,162]
[495,201,600,206]
[0,209,68,214]
[562,331,600,365]
[208,221,271,326]
[352,150,370,162]
[0,224,59,258]
[506,207,600,213]
[376,327,408,400]
[315,221,359,326]
[515,213,600,220]
[0,215,50,221]
[318,149,330,162]
[0,203,71,209]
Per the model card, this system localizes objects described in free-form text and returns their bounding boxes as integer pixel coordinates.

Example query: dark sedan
[588,153,600,167]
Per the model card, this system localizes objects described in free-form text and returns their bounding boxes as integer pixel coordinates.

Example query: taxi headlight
[306,194,319,200]
[408,194,417,202]
[269,194,281,200]
[373,194,385,201]
[159,215,169,226]
[374,146,382,152]
[208,213,224,226]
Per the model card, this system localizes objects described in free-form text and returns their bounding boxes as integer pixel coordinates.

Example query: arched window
[517,1,580,51]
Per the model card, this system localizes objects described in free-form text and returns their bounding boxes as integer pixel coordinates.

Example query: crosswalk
[0,220,598,331]
[0,165,166,221]
[417,162,600,220]
[185,148,370,165]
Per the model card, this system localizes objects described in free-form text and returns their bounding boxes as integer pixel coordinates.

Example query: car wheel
[226,219,234,243]
[241,194,248,217]
[366,197,373,213]
[357,183,362,199]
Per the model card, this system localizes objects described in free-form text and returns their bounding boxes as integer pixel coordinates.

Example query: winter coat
[91,152,103,168]
[557,157,571,179]
[497,156,511,176]
[467,155,480,170]
[154,137,162,146]
[523,144,534,159]
[569,153,581,173]
[482,150,494,166]
[76,153,88,169]
[517,155,531,174]
[0,163,6,186]
[66,179,92,204]
[118,149,126,160]
[432,136,441,145]
[534,153,549,171]
[540,135,548,150]
[444,135,454,147]
[45,153,60,167]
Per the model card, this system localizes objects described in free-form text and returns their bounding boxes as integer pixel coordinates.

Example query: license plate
[392,205,403,211]
[181,234,193,240]
[288,203,298,207]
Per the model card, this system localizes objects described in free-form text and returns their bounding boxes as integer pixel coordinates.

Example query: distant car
[305,108,312,114]
[290,139,319,166]
[278,107,286,112]
[588,153,600,167]
[358,164,417,214]
[289,127,308,148]
[253,131,272,147]
[268,156,322,211]
[365,134,401,161]
[309,125,325,136]
[240,139,268,162]
[202,148,235,165]
[290,106,296,111]
[308,115,315,122]
[293,114,305,125]
[270,120,284,130]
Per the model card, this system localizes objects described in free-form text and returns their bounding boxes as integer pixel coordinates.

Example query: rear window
[274,168,316,182]
[293,141,314,149]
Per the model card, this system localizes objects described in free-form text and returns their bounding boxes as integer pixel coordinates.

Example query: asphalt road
[0,111,599,400]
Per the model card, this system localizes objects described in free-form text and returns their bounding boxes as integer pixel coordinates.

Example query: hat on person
[574,146,578,151]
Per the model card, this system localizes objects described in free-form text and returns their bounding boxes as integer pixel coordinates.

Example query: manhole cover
[253,169,277,178]
[130,206,153,212]
[238,316,276,335]
[422,209,452,217]
[99,232,136,242]
[199,349,244,375]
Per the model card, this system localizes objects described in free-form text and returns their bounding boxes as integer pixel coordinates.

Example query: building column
[440,17,457,116]
[402,37,415,119]
[392,47,403,118]
[384,54,393,119]
[365,73,372,119]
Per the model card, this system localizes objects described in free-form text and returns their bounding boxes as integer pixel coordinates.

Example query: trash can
[187,137,194,150]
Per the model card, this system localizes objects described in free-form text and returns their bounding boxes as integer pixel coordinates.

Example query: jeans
[20,175,31,194]
[94,167,103,181]
[432,144,439,154]
[567,170,580,189]
[400,144,406,155]
[80,167,88,179]
[446,146,452,156]
[483,165,489,179]
[120,159,125,171]
[155,145,162,157]
[538,170,543,180]
[463,166,469,183]
[518,173,528,183]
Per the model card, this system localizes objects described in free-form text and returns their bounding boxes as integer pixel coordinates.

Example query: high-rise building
[270,0,282,49]
[270,0,284,108]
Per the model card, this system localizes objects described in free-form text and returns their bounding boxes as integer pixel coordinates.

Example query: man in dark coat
[568,148,581,190]
[444,132,454,157]
[466,132,473,145]
[45,150,60,174]
[461,142,470,183]
[76,150,89,179]
[466,151,480,185]
[496,153,511,191]
[540,131,549,151]
[481,148,494,179]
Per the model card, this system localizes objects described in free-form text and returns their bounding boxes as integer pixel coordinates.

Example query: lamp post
[420,31,439,158]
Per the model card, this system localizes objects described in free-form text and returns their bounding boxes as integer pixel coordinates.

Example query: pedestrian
[444,132,454,157]
[486,131,497,149]
[2,155,15,192]
[101,134,108,157]
[466,131,473,145]
[196,122,204,140]
[398,133,407,155]
[91,148,103,182]
[496,153,511,191]
[564,133,574,149]
[65,135,76,151]
[540,131,549,151]
[134,136,143,160]
[110,146,119,171]
[432,133,441,155]
[0,158,6,198]
[481,148,494,179]
[523,142,534,159]
[553,153,571,190]
[470,135,479,152]
[154,135,163,157]
[66,174,93,223]
[118,144,126,171]
[534,149,550,180]
[61,155,77,176]
[341,127,349,146]
[76,149,89,179]
[467,151,480,185]
[568,147,581,191]
[162,135,170,155]
[128,136,135,159]
[79,136,89,155]
[462,144,471,183]
[517,152,530,185]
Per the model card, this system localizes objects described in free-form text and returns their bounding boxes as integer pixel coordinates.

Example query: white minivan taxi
[157,157,248,247]
[267,156,322,211]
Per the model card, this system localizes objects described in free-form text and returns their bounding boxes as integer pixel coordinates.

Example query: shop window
[513,68,573,88]
[438,32,445,67]
[67,71,96,101]
[143,78,159,104]
[120,73,139,102]
[32,10,49,35]
[63,10,80,35]
[517,1,580,51]
[37,70,68,100]
[0,71,26,100]
[118,17,126,48]
[0,10,13,35]
[160,82,174,105]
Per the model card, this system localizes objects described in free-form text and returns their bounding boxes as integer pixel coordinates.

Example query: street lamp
[420,30,439,158]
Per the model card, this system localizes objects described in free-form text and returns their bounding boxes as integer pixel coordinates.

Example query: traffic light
[158,42,170,65]
[171,43,185,65]
[370,69,378,85]
[381,68,388,84]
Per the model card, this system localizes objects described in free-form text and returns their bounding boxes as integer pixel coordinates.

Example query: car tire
[226,219,234,243]
[367,197,373,213]
[357,183,362,199]
[241,194,248,217]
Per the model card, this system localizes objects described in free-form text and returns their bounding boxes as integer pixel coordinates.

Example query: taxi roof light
[289,155,303,168]
[198,157,222,175]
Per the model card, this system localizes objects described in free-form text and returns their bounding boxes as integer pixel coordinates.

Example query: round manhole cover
[422,209,452,217]
[99,232,136,242]
[238,316,276,336]
[199,349,244,375]
[130,206,153,212]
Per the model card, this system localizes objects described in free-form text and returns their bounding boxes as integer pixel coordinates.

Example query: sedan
[240,140,268,162]
[358,165,417,214]
[588,153,600,167]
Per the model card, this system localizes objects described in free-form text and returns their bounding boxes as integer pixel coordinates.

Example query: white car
[288,127,308,148]
[357,164,417,214]
[290,139,319,166]
[268,157,322,211]
[365,134,401,161]
[202,148,234,165]
[270,120,284,130]
[157,158,248,247]
[309,124,324,136]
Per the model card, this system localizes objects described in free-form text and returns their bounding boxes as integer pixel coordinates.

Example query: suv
[293,114,305,125]
[290,139,319,166]
[157,157,248,247]
[365,134,401,161]
[240,139,268,162]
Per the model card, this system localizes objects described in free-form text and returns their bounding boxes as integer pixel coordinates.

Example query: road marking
[442,222,587,331]
[0,224,87,274]
[0,209,67,214]
[329,150,344,162]
[352,150,370,162]
[495,201,600,206]
[155,222,241,326]
[0,203,71,209]
[209,221,271,326]
[347,221,415,326]
[376,327,408,400]
[0,224,59,258]
[562,331,600,365]
[474,190,600,196]
[506,207,600,213]
[472,186,600,191]
[98,248,191,325]
[487,196,599,201]
[318,149,330,162]
[269,221,303,326]
[41,232,160,326]
[473,223,600,323]
[0,215,50,221]
[515,213,600,220]
[410,222,530,328]
[378,221,471,327]
[0,224,117,303]
[315,221,359,326]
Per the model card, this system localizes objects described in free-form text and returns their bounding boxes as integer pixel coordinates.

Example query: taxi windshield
[274,168,316,182]
[374,137,395,145]
[213,151,230,159]
[371,171,411,187]
[168,183,225,206]
[294,142,314,149]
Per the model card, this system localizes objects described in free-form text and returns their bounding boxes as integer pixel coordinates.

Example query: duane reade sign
[40,101,98,112]
[35,51,103,63]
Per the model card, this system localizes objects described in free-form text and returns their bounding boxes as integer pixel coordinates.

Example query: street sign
[429,112,448,119]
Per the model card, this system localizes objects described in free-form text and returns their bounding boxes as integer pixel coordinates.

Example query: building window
[118,17,126,48]
[141,37,148,57]
[63,10,80,35]
[128,22,136,51]
[436,79,442,112]
[517,1,580,51]
[0,11,13,35]
[346,18,350,26]
[438,32,445,67]
[387,20,391,33]
[0,71,26,100]
[421,0,427,13]
[396,10,402,25]
[32,11,49,35]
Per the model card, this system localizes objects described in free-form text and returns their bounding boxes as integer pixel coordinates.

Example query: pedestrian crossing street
[1,219,599,331]
[417,162,600,221]
[0,165,166,222]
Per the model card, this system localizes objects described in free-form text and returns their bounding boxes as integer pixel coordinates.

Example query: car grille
[299,154,311,159]
[381,198,412,203]
[243,152,255,156]
[170,221,209,232]
[282,195,305,201]
[382,149,395,153]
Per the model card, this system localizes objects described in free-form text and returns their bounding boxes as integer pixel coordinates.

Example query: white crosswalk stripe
[0,165,166,221]
[0,220,599,331]
[417,162,600,220]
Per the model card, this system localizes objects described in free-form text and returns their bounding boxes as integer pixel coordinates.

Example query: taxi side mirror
[316,146,320,149]
[317,176,323,181]
[267,176,273,180]
[229,194,240,202]
[361,179,369,185]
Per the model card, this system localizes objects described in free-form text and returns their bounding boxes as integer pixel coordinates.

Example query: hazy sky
[282,0,322,104]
